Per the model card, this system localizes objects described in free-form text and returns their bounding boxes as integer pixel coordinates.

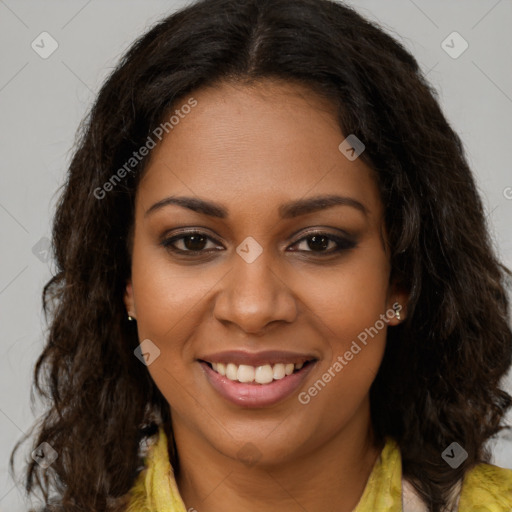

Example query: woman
[11,0,512,510]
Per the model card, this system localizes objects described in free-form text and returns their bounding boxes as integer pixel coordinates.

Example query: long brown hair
[11,0,512,510]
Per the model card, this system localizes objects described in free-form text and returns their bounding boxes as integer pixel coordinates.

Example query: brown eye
[180,234,208,251]
[161,231,222,253]
[304,234,331,252]
[161,230,356,258]
[290,232,357,255]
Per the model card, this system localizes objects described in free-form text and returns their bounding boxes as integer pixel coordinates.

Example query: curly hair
[11,0,512,510]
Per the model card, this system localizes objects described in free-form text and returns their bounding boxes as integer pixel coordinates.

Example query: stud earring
[127,315,135,321]
[393,303,401,321]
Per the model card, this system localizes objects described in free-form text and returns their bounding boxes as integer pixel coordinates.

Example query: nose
[213,248,298,334]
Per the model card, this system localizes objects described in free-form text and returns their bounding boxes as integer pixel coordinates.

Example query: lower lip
[200,361,316,408]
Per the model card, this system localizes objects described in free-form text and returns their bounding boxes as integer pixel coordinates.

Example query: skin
[124,79,408,512]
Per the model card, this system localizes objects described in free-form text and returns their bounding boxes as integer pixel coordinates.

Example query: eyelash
[160,230,357,257]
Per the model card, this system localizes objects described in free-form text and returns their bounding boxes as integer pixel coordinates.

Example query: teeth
[255,364,274,384]
[237,364,255,383]
[285,363,294,375]
[273,363,285,380]
[226,363,238,380]
[209,361,307,384]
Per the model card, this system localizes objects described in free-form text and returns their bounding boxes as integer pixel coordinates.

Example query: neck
[173,399,383,512]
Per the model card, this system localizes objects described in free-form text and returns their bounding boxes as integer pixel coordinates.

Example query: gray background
[1,1,511,510]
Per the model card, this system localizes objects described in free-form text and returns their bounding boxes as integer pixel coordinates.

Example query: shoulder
[459,462,512,511]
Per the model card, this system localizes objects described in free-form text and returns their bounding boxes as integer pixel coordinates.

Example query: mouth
[198,353,318,408]
[201,360,314,384]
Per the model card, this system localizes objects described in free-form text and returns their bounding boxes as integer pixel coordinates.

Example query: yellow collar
[126,427,512,511]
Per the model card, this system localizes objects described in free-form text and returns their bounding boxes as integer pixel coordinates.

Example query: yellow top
[126,427,512,511]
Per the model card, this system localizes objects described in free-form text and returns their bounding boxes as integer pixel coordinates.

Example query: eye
[161,231,222,254]
[160,229,357,257]
[289,232,357,255]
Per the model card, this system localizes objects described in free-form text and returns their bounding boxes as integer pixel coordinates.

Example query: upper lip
[198,350,317,367]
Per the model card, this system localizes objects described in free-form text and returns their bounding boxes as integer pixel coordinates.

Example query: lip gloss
[200,361,316,408]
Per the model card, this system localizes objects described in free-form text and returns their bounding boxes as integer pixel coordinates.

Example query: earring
[127,315,135,321]
[394,304,401,321]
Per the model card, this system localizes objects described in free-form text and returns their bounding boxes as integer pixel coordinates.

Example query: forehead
[136,80,382,222]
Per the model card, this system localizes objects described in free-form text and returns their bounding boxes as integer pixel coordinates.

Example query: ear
[386,282,409,326]
[124,279,136,319]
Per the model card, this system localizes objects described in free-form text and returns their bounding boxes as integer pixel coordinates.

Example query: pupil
[184,235,207,251]
[308,235,328,251]
[182,235,329,252]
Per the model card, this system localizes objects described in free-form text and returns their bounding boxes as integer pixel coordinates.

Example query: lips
[199,349,315,367]
[198,350,318,407]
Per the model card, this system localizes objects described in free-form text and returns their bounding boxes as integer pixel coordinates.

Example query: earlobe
[392,295,408,324]
[124,280,136,319]
[387,285,409,326]
[392,302,403,323]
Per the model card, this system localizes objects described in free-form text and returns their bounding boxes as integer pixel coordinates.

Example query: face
[124,79,407,467]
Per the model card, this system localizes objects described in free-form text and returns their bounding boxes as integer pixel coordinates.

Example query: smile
[198,351,318,408]
[208,361,308,384]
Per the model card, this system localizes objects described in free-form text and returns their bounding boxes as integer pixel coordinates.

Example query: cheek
[305,240,390,344]
[129,241,207,414]
[130,231,215,340]
[299,243,390,404]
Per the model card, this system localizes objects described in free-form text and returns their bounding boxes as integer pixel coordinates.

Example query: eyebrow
[144,194,368,219]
